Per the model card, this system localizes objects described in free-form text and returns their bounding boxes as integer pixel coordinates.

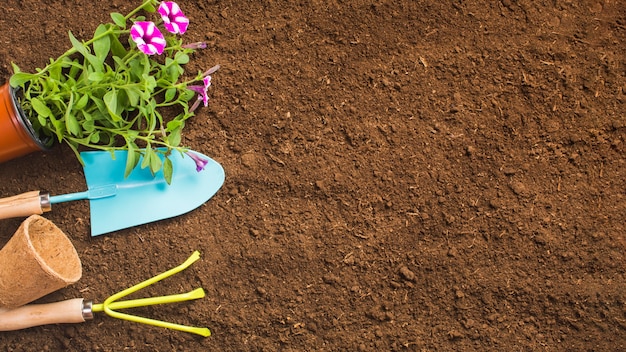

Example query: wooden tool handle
[0,191,50,220]
[0,298,87,331]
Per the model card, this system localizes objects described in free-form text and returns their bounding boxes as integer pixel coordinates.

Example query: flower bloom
[187,75,212,107]
[130,21,166,55]
[185,151,209,172]
[158,1,189,34]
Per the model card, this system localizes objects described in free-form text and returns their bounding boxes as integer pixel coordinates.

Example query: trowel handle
[0,298,91,331]
[0,191,51,220]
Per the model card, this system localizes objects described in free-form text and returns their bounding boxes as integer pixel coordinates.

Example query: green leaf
[82,117,95,132]
[163,157,173,185]
[48,63,62,82]
[149,104,159,130]
[110,34,128,58]
[142,2,156,12]
[112,56,126,70]
[167,63,182,83]
[167,127,182,147]
[68,59,82,79]
[93,24,111,64]
[68,31,103,73]
[175,52,189,65]
[124,143,138,178]
[140,55,151,76]
[37,115,47,126]
[48,115,65,142]
[74,94,89,110]
[9,73,37,87]
[43,77,60,93]
[64,93,81,136]
[164,88,177,102]
[143,74,157,94]
[128,56,147,81]
[90,96,106,116]
[124,88,140,107]
[150,151,163,175]
[68,31,87,56]
[116,88,129,108]
[31,98,52,118]
[180,89,195,102]
[11,62,21,74]
[88,72,105,82]
[141,147,153,170]
[89,132,100,143]
[103,89,121,121]
[66,113,81,136]
[166,119,182,132]
[110,12,126,28]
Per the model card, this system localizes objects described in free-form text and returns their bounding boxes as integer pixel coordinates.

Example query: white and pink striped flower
[158,2,189,34]
[130,21,166,55]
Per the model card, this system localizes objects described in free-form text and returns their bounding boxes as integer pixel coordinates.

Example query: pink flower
[158,1,189,34]
[185,151,209,172]
[187,75,212,107]
[130,21,166,55]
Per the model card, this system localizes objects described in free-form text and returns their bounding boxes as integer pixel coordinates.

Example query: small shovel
[0,149,225,236]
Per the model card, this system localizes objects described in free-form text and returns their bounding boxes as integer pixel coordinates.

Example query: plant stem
[34,0,153,77]
[125,0,157,20]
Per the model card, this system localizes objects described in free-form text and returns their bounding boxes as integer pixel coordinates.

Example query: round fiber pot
[0,82,50,163]
[0,215,82,308]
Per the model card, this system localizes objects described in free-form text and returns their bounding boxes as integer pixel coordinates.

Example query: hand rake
[0,251,211,337]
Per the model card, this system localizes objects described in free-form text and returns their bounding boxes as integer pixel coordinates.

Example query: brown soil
[1,0,625,351]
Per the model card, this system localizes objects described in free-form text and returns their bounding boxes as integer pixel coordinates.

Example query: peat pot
[0,82,49,163]
[0,215,82,308]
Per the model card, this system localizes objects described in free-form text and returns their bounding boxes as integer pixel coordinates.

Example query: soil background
[0,0,625,351]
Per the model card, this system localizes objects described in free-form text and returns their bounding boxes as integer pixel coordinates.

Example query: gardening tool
[0,251,211,337]
[0,149,225,236]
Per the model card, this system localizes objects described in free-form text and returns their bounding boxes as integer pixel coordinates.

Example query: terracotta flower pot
[0,82,50,163]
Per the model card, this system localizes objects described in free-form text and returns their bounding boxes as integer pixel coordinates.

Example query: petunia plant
[9,0,218,183]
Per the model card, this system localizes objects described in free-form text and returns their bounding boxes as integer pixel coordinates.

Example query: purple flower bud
[182,42,207,50]
[185,151,209,172]
[159,1,189,34]
[203,64,221,77]
[189,97,202,113]
[130,21,166,55]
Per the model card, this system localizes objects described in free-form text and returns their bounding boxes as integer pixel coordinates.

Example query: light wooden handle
[0,191,49,220]
[0,298,87,331]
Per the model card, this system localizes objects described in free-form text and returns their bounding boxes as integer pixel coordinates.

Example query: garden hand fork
[0,251,211,337]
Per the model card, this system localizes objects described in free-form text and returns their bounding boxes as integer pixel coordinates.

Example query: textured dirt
[0,0,625,351]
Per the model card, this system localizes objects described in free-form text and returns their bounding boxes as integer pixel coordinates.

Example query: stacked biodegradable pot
[0,215,81,308]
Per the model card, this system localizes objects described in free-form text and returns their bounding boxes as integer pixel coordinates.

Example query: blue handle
[49,185,117,205]
[50,191,90,204]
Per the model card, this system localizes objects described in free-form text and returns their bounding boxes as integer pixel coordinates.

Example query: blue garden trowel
[0,150,225,236]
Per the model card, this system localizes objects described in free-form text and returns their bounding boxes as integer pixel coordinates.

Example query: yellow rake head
[87,251,211,337]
